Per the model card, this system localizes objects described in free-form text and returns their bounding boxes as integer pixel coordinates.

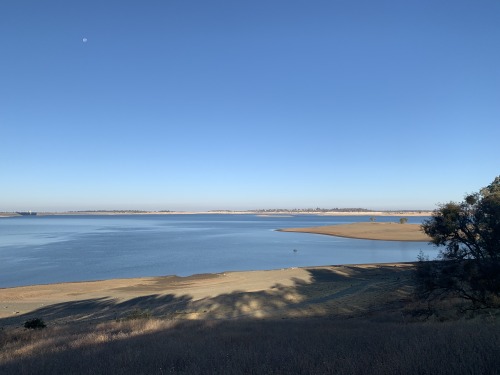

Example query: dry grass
[1,317,499,374]
[1,264,499,374]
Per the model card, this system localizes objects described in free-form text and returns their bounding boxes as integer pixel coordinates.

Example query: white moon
[82,38,88,43]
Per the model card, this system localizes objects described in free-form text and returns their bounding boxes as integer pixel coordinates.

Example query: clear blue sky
[1,1,499,211]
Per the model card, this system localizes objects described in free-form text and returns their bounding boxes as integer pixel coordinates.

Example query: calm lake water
[0,214,437,287]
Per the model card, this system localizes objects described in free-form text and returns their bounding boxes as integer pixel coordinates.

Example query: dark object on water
[293,249,298,253]
[16,211,37,216]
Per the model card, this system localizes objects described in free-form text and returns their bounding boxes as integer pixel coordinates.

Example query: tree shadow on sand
[191,265,414,320]
[0,264,414,327]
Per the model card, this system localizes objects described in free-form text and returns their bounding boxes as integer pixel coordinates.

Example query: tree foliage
[419,176,500,308]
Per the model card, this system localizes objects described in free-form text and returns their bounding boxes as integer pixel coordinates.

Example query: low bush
[23,318,46,330]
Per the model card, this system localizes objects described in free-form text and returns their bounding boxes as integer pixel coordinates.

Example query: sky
[1,0,499,211]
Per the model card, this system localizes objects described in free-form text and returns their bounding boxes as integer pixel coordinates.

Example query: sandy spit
[278,222,431,242]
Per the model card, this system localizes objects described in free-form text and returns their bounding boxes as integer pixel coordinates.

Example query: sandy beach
[0,263,417,326]
[279,222,431,241]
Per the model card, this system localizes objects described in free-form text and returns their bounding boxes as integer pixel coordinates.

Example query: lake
[0,214,437,287]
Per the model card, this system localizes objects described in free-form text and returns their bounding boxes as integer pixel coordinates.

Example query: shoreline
[0,220,432,325]
[1,210,434,217]
[0,262,417,325]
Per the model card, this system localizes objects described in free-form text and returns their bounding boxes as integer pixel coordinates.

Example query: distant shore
[0,210,433,217]
[279,222,431,242]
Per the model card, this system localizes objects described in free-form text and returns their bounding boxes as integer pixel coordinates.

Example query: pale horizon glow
[1,1,499,212]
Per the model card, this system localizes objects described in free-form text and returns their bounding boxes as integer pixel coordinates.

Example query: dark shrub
[24,318,46,330]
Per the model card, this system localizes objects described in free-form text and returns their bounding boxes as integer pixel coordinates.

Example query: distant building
[16,211,37,216]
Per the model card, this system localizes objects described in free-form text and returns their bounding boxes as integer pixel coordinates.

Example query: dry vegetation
[1,317,499,374]
[1,264,499,374]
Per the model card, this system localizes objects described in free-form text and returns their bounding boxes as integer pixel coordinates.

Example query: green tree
[399,217,408,224]
[419,176,500,307]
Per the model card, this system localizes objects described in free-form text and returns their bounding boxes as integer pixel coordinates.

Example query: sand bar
[279,222,431,242]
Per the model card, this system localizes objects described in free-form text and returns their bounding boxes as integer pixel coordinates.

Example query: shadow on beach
[1,265,499,375]
[0,265,413,327]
